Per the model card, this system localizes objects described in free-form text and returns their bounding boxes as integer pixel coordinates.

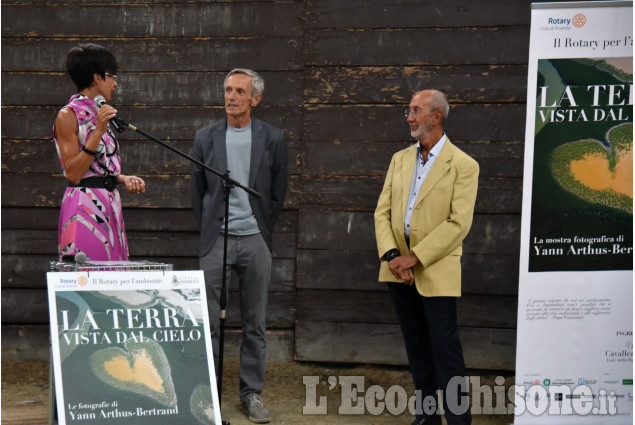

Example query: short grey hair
[225,68,265,96]
[427,90,450,119]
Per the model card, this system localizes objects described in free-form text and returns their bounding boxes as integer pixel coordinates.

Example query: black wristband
[383,249,400,262]
[81,146,98,156]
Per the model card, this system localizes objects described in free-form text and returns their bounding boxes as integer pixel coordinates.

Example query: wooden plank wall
[2,0,548,370]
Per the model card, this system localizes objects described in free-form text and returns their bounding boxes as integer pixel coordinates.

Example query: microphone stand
[119,119,260,198]
[118,119,259,425]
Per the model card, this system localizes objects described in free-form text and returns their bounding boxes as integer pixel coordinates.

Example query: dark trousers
[201,233,271,403]
[387,282,471,425]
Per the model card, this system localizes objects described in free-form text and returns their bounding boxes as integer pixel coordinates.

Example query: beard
[410,115,435,140]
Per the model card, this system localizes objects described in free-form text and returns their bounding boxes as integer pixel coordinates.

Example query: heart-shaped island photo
[529,57,632,272]
[552,122,632,213]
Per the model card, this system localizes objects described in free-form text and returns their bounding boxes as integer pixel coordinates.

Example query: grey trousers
[200,232,271,403]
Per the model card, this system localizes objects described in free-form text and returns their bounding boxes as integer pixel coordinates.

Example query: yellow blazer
[374,139,479,297]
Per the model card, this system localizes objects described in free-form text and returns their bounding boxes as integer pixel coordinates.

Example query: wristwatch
[383,249,400,262]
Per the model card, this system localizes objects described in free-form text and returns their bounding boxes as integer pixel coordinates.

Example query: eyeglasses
[404,108,426,118]
[105,72,118,81]
[403,108,438,118]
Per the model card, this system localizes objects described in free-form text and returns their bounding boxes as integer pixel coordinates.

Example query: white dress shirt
[404,134,447,238]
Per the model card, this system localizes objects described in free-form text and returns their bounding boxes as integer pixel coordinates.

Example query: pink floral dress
[54,94,129,261]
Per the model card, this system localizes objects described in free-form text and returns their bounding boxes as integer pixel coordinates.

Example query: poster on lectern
[47,270,221,425]
[515,1,632,424]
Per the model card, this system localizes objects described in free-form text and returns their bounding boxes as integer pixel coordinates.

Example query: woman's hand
[95,104,117,134]
[118,175,146,194]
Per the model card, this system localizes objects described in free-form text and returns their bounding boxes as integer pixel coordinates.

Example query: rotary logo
[572,13,586,28]
[78,276,88,287]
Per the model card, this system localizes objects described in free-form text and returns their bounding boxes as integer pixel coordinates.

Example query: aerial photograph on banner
[53,288,217,424]
[529,57,633,272]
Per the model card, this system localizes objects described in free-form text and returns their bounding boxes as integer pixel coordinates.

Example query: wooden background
[2,0,550,370]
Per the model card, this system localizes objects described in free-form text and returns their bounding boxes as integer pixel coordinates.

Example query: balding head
[407,90,448,147]
[413,90,449,121]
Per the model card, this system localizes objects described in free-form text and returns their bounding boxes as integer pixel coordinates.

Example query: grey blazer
[191,117,288,257]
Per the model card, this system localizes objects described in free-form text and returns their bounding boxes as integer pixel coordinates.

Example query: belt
[68,175,117,192]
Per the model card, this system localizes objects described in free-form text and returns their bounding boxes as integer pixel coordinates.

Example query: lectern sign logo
[78,276,88,287]
[572,13,586,28]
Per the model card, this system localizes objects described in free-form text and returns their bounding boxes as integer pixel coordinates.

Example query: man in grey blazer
[191,68,288,424]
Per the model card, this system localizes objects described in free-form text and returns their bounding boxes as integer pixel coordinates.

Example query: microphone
[75,252,87,264]
[61,252,88,264]
[94,95,126,133]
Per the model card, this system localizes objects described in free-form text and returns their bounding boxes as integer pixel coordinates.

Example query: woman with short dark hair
[54,43,145,261]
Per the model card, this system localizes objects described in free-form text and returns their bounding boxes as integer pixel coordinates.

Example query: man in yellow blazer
[374,90,478,425]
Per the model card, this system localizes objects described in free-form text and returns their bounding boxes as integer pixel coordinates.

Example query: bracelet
[81,146,98,156]
[383,249,400,262]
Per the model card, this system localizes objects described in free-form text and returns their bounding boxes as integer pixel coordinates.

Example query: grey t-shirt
[224,123,260,235]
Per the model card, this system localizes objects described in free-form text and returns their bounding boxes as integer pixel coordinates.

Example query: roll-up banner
[515,1,633,424]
